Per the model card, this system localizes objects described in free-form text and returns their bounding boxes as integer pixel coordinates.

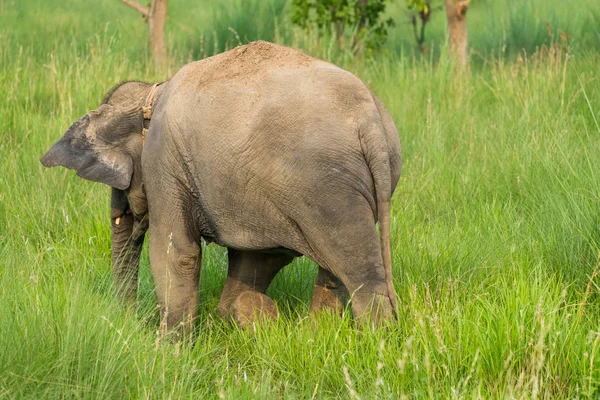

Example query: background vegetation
[1,0,600,397]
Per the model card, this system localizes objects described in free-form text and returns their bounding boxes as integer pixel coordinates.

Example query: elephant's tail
[360,118,399,318]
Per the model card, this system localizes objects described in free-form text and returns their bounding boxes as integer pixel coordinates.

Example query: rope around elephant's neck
[141,83,159,144]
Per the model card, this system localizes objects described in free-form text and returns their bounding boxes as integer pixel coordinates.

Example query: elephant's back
[166,41,373,105]
[171,41,317,89]
[160,40,379,160]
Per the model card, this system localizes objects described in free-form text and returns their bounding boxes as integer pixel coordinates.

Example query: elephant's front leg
[147,208,201,338]
[218,249,292,328]
[111,188,146,303]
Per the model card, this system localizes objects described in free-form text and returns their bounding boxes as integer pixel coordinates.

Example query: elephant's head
[41,81,157,215]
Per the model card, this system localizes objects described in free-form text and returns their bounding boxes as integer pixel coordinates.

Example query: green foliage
[291,0,394,51]
[407,0,429,13]
[406,0,433,48]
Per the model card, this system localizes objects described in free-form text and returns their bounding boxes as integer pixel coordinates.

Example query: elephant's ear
[41,125,133,190]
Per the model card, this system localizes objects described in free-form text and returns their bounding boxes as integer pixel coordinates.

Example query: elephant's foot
[219,291,278,329]
[310,267,346,316]
[350,291,395,329]
[310,285,344,316]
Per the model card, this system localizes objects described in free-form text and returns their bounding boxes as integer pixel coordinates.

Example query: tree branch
[120,0,149,19]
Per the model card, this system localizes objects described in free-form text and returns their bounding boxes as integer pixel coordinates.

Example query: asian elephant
[41,41,402,334]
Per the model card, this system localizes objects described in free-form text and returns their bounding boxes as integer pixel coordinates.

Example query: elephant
[40,41,402,334]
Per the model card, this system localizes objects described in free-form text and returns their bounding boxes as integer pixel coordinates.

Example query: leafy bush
[291,0,394,52]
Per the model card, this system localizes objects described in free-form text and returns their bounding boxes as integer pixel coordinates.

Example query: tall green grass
[2,0,600,398]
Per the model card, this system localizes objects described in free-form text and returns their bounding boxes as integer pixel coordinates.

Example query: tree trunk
[120,0,168,67]
[148,0,168,67]
[445,0,469,66]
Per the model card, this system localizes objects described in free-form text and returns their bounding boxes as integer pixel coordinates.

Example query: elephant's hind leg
[299,197,396,328]
[218,249,293,328]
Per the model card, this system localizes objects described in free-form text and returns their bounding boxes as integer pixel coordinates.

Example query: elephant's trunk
[111,189,147,303]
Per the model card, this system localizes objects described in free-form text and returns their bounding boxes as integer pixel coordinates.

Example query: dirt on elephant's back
[190,41,315,85]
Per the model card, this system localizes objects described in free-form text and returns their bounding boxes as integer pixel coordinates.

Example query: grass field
[2,0,600,398]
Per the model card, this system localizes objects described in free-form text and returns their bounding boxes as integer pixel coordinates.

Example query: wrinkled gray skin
[41,41,402,335]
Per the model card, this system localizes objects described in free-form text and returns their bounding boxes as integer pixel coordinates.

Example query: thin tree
[120,0,168,67]
[444,0,470,66]
[407,1,439,53]
[408,0,469,63]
